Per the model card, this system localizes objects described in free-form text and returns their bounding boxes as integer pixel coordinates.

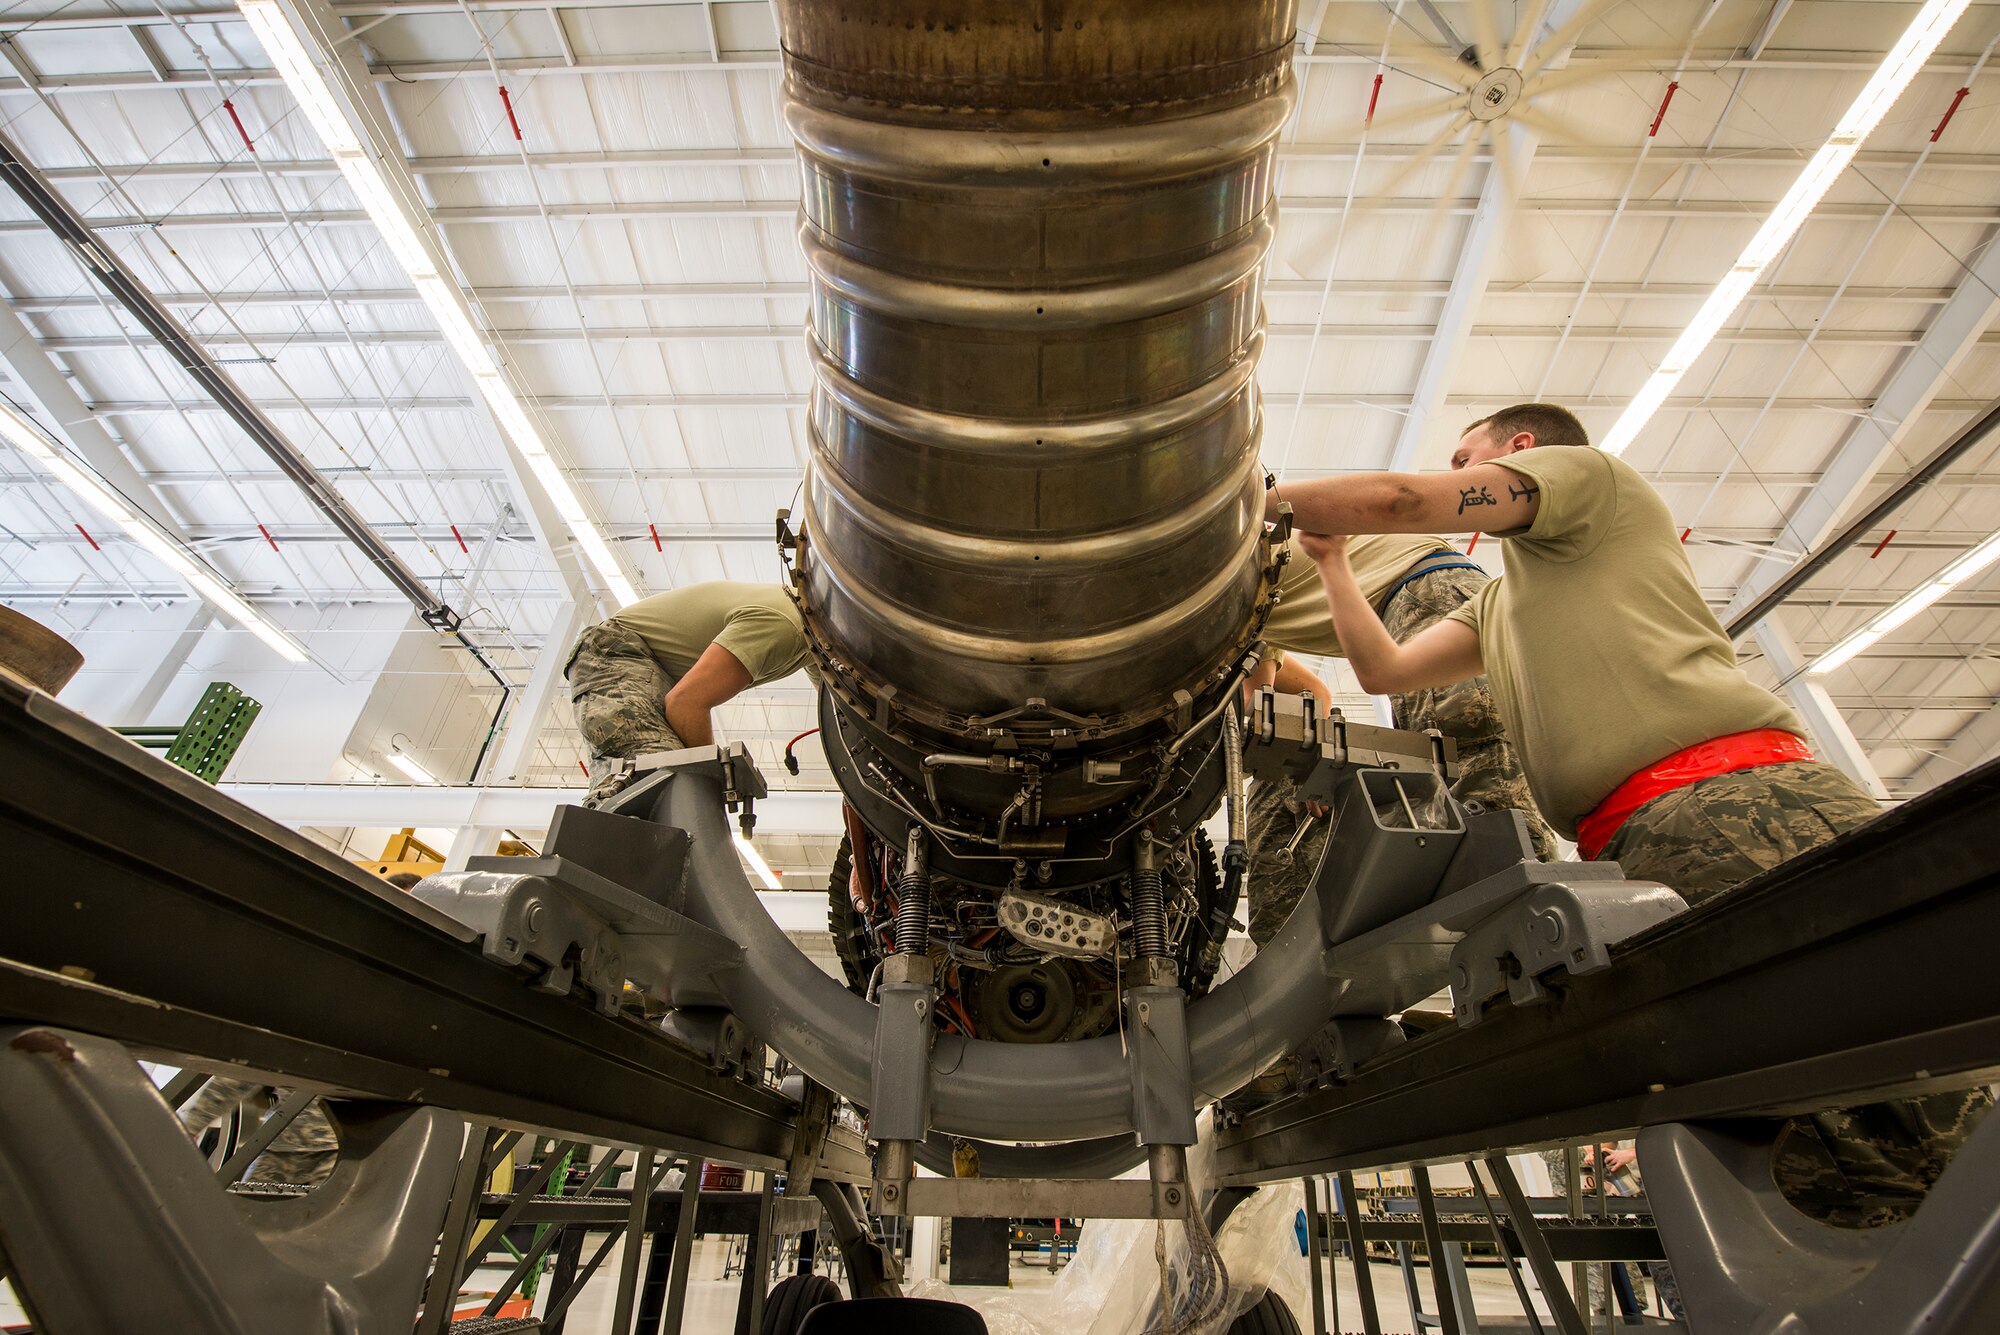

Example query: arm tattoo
[1457,485,1497,515]
[1507,479,1539,502]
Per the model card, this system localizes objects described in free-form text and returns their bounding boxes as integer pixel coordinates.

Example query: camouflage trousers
[1604,758,1992,1227]
[1598,759,1880,906]
[1245,564,1556,947]
[566,620,684,805]
[179,1076,338,1188]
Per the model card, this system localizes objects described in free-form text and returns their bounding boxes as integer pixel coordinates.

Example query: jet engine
[774,0,1297,1047]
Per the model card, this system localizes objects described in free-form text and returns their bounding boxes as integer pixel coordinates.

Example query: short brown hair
[1463,403,1591,450]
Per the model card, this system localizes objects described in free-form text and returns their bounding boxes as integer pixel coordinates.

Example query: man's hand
[1296,531,1346,564]
[1602,1146,1637,1173]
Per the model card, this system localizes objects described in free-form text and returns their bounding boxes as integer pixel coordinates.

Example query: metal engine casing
[777,0,1296,882]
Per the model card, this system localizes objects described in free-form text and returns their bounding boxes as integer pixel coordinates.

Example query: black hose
[1726,395,2000,639]
[454,629,511,784]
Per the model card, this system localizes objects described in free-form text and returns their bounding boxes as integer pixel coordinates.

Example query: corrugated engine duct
[780,1,1296,747]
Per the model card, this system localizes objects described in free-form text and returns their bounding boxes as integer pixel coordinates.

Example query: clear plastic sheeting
[905,1127,1308,1335]
[1370,771,1455,831]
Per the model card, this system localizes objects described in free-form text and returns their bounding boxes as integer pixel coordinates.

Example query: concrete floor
[1,1234,1674,1332]
[471,1236,1674,1333]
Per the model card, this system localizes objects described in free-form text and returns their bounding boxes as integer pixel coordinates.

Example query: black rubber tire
[761,1272,844,1335]
[1227,1291,1303,1335]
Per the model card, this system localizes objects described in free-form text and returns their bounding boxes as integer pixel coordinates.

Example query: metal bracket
[1639,1111,2000,1334]
[784,1076,837,1195]
[1292,1016,1408,1093]
[1449,880,1688,1027]
[600,741,770,821]
[659,1007,766,1080]
[1243,688,1460,792]
[869,978,935,1144]
[414,804,743,1014]
[1126,985,1198,1147]
[895,1175,1187,1220]
[0,1026,462,1335]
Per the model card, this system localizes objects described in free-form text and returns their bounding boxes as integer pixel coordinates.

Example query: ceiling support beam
[1388,0,1591,470]
[487,597,588,785]
[0,296,183,536]
[1905,703,2000,793]
[1755,620,1889,798]
[1389,131,1525,469]
[117,604,211,722]
[218,781,843,833]
[264,0,633,607]
[0,129,459,630]
[1724,226,2000,633]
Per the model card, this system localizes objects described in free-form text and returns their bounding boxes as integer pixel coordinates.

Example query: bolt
[1165,1186,1183,1206]
[882,1184,899,1201]
[526,903,543,935]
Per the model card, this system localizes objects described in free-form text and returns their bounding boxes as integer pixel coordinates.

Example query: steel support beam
[1210,754,2000,1182]
[216,780,842,833]
[2,279,1967,315]
[0,298,184,535]
[118,604,211,723]
[261,0,634,607]
[1387,0,1591,470]
[0,680,868,1176]
[0,131,459,630]
[1390,134,1525,471]
[1724,226,2000,632]
[0,197,1984,236]
[1907,702,2000,793]
[1754,620,1889,798]
[486,598,589,785]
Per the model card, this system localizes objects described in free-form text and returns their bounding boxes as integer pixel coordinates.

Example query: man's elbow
[1350,662,1398,696]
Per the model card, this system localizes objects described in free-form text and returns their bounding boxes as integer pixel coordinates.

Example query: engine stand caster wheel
[1227,1290,1303,1335]
[761,1272,842,1335]
[793,1295,987,1334]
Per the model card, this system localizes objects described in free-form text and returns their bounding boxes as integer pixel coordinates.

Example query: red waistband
[1575,728,1814,860]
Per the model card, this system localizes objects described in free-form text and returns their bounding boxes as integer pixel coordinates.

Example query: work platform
[4,679,2000,1334]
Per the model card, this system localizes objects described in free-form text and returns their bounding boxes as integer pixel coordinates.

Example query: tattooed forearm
[1457,485,1497,515]
[1507,479,1539,502]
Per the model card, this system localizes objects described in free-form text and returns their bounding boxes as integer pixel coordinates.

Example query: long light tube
[0,399,309,663]
[1810,525,2000,674]
[1601,0,1974,457]
[733,832,783,890]
[236,0,637,608]
[386,744,439,785]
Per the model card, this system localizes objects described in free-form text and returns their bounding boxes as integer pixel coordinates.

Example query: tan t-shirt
[1263,533,1455,659]
[1445,448,1802,837]
[609,582,819,686]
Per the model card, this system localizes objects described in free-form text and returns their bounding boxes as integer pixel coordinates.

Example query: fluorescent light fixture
[1809,523,2000,675]
[236,0,637,608]
[1601,0,1973,457]
[413,275,498,376]
[386,745,438,785]
[0,400,309,663]
[733,832,783,890]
